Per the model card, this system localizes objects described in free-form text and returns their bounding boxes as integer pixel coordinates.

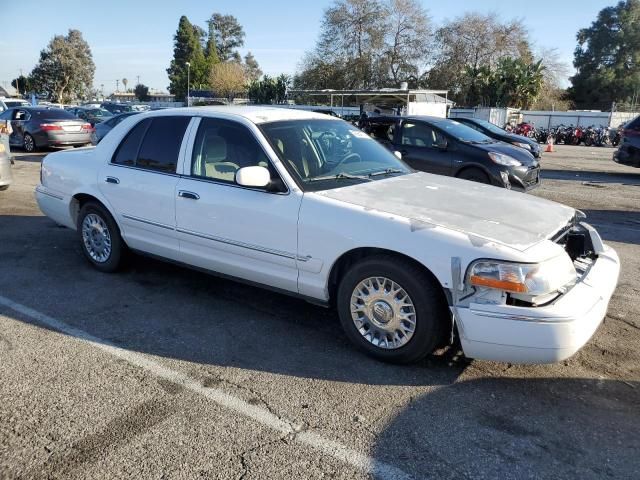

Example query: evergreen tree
[30,29,95,103]
[167,16,209,100]
[205,25,221,73]
[569,0,640,109]
[243,52,262,82]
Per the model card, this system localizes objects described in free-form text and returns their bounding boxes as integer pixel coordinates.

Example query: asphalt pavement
[0,145,638,479]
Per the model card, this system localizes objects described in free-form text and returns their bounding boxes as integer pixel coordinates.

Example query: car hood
[502,132,537,146]
[471,141,537,165]
[316,172,574,251]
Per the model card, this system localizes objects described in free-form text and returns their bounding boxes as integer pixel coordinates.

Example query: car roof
[145,106,332,125]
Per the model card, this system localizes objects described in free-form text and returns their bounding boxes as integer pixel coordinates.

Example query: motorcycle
[610,125,623,147]
[583,126,597,146]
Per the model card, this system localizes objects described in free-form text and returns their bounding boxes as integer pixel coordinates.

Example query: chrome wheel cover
[24,135,34,152]
[350,277,416,349]
[81,213,112,263]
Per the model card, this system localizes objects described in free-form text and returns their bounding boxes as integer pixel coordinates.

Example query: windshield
[260,119,411,191]
[436,119,495,143]
[468,118,507,135]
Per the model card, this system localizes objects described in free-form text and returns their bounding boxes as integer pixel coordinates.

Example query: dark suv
[613,115,640,168]
[365,116,540,191]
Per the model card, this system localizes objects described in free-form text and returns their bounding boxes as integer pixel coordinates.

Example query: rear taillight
[82,123,95,132]
[40,123,63,131]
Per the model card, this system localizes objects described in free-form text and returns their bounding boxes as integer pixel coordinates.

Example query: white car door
[175,117,302,293]
[99,115,191,260]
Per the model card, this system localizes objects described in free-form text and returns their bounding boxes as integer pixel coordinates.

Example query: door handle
[400,149,408,155]
[105,176,119,184]
[178,190,200,200]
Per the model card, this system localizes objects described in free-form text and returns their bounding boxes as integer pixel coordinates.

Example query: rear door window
[137,116,190,173]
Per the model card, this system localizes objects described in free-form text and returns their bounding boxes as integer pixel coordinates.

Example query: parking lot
[0,144,638,479]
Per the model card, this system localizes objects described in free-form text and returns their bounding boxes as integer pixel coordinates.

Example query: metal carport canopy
[288,88,450,108]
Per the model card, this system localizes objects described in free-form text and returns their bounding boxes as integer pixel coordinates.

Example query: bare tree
[209,62,246,100]
[318,0,387,88]
[535,47,570,88]
[383,0,432,85]
[427,12,531,95]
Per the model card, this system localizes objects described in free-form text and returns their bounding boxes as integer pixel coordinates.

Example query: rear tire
[77,202,125,272]
[23,133,36,152]
[336,256,449,364]
[457,167,490,185]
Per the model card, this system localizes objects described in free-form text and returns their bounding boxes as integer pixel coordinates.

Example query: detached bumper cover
[456,245,620,363]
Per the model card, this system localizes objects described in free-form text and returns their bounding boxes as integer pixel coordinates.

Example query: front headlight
[513,141,532,150]
[468,256,577,296]
[488,151,521,166]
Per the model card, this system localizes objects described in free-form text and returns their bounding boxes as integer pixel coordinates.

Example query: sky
[0,0,614,95]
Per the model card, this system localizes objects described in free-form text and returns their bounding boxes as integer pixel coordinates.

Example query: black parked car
[66,107,113,126]
[366,116,540,191]
[454,117,541,158]
[613,115,640,167]
[101,102,133,114]
[0,106,93,152]
[91,111,141,145]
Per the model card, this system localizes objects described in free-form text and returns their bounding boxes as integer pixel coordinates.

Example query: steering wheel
[332,152,362,170]
[318,132,338,157]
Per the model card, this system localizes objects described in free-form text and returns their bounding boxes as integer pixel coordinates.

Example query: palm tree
[122,78,128,92]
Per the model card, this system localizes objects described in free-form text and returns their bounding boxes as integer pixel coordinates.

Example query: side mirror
[393,151,402,160]
[235,165,271,188]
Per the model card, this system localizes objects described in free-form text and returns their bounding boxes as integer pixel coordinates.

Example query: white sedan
[35,107,620,364]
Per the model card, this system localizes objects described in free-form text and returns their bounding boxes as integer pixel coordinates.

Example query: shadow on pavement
[0,215,468,387]
[541,168,640,185]
[373,377,640,479]
[583,209,640,246]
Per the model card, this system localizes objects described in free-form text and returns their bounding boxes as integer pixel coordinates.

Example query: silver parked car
[0,119,12,190]
[0,106,93,152]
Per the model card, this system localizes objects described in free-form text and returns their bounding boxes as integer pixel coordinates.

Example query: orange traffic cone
[545,136,554,153]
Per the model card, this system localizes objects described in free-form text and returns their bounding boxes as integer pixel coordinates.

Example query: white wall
[407,101,447,117]
[452,108,639,129]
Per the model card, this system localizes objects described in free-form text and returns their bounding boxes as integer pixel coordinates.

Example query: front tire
[77,202,124,272]
[457,167,490,185]
[337,256,449,364]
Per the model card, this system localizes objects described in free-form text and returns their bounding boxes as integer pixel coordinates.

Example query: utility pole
[136,75,140,86]
[100,84,104,100]
[186,62,191,107]
[116,79,119,93]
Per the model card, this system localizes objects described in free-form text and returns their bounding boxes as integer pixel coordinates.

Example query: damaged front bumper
[454,231,620,364]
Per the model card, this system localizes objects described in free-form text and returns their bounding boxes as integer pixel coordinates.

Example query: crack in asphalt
[238,435,291,480]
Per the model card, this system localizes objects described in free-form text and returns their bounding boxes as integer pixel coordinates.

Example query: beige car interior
[192,124,270,183]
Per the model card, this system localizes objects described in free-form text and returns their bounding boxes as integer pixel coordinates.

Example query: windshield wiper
[307,172,373,183]
[368,168,405,177]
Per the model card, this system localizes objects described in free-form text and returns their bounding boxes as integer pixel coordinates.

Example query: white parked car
[0,97,30,112]
[35,107,620,364]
